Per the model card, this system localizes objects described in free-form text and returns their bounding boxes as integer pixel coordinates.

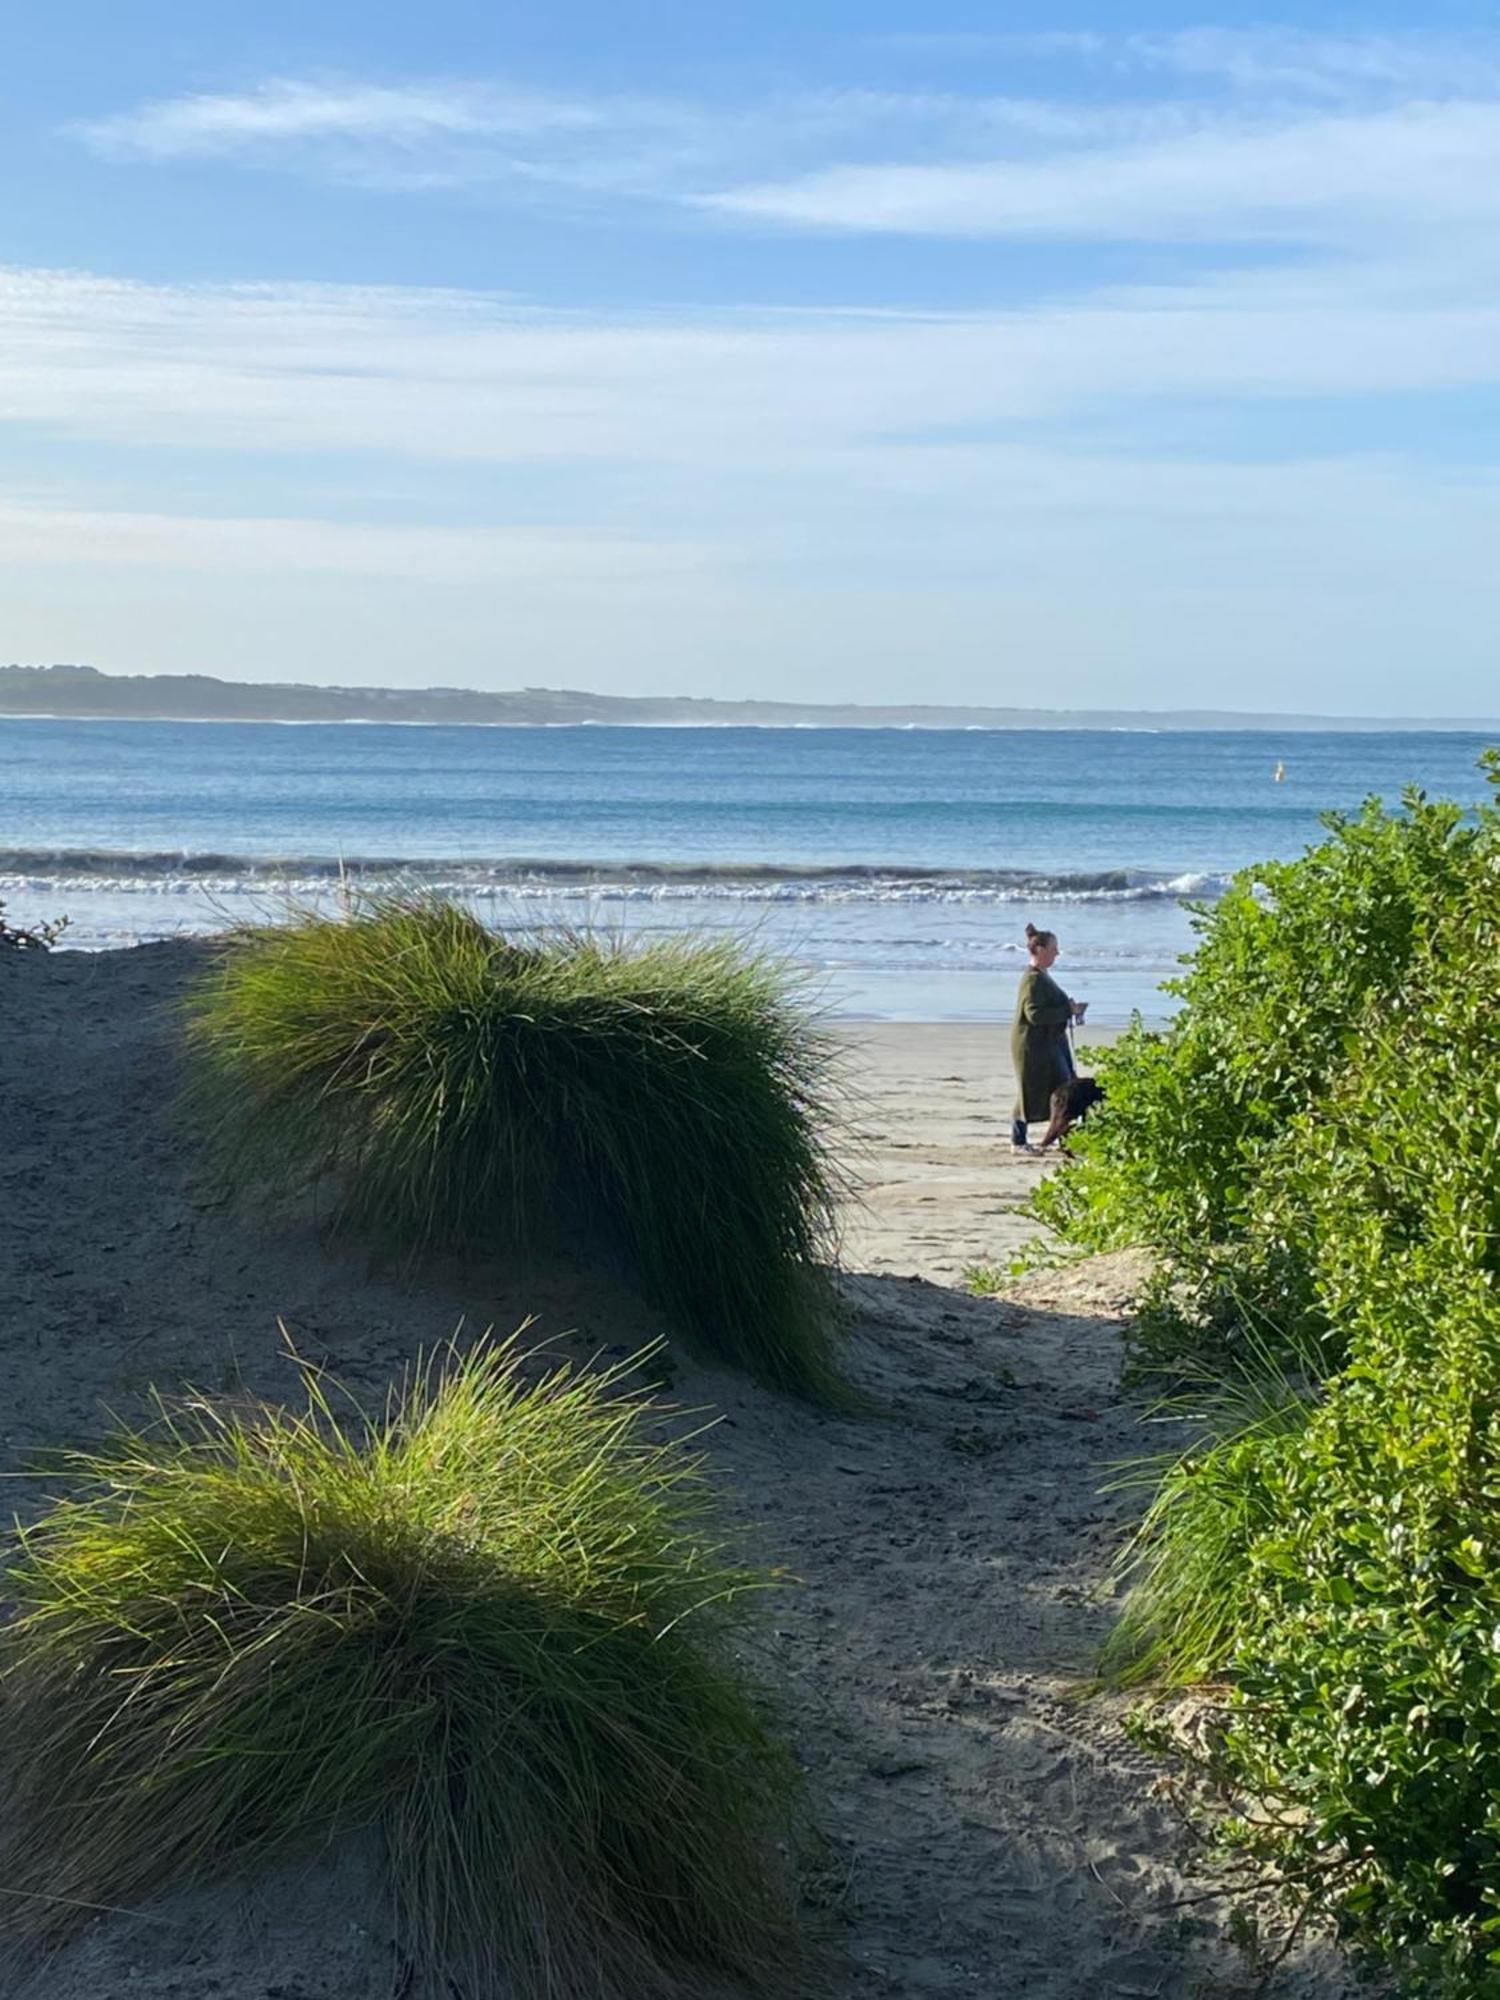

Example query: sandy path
[0,948,1352,1999]
[838,1023,1046,1283]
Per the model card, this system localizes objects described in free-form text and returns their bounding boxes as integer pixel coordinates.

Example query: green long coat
[1011,967,1073,1123]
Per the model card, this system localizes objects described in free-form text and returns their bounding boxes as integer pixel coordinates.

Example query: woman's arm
[1021,971,1072,1026]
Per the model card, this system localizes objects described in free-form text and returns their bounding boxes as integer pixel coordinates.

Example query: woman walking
[1011,922,1086,1153]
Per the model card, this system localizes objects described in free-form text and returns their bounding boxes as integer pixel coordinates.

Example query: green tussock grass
[1099,1337,1316,1689]
[182,898,848,1401]
[0,1339,808,1999]
[960,1263,1009,1297]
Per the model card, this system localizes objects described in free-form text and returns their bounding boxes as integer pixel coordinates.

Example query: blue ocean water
[2,719,1493,1021]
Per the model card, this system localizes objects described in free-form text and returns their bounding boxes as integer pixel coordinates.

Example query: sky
[4,1,1499,714]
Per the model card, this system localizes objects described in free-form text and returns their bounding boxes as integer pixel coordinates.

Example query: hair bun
[1024,921,1039,941]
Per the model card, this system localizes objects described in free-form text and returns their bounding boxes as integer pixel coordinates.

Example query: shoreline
[10,713,1497,733]
[34,949,1153,1031]
[6,704,1498,734]
[15,928,1169,1032]
[2,886,1177,1026]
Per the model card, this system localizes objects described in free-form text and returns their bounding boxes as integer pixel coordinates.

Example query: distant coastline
[2,663,1496,733]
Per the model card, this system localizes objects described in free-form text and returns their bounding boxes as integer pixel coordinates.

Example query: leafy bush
[0,1341,806,1999]
[184,899,846,1400]
[1211,869,1500,1993]
[1083,758,1500,1992]
[1220,1309,1500,1993]
[1033,761,1498,1371]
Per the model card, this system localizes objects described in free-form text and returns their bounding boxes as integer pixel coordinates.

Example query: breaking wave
[0,849,1230,906]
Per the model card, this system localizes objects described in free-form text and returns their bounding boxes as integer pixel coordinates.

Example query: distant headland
[1,663,1495,732]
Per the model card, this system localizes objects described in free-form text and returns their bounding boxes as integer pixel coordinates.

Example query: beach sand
[0,945,1353,1998]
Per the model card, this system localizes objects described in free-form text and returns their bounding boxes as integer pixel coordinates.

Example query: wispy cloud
[702,101,1500,242]
[68,41,1500,252]
[82,78,1156,161]
[1125,27,1500,99]
[75,80,606,158]
[876,27,1500,100]
[70,78,658,197]
[6,260,1500,479]
[61,70,1266,203]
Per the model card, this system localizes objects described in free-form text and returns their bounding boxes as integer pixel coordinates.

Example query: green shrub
[1211,873,1500,1993]
[1092,790,1500,1993]
[0,1341,806,1999]
[1033,758,1498,1372]
[1220,1298,1500,1995]
[184,899,846,1401]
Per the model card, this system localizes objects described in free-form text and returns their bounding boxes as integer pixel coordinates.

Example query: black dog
[1038,1075,1105,1151]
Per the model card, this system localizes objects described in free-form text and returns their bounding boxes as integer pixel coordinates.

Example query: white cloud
[703,101,1500,241]
[69,75,1103,199]
[5,260,1500,484]
[60,35,1500,236]
[73,79,608,159]
[60,69,1286,203]
[70,76,728,203]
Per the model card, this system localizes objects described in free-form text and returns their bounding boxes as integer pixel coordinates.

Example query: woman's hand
[1071,999,1088,1020]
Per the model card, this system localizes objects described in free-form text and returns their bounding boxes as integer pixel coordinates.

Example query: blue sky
[5,1,1499,713]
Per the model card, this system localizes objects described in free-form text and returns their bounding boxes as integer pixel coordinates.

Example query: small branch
[0,900,70,951]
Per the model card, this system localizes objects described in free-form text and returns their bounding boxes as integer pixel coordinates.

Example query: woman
[1011,922,1086,1153]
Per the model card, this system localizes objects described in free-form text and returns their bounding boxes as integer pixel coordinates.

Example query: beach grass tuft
[182,897,847,1400]
[960,1262,1009,1297]
[1098,1340,1316,1689]
[0,1339,807,1998]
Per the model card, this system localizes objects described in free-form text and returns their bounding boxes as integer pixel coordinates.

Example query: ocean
[2,719,1493,1022]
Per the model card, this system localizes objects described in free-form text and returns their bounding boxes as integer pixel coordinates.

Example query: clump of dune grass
[0,1339,806,1999]
[1099,1336,1317,1689]
[182,897,847,1401]
[960,1262,1008,1297]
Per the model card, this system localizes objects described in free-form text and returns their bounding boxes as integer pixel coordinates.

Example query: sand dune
[0,946,1353,1997]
